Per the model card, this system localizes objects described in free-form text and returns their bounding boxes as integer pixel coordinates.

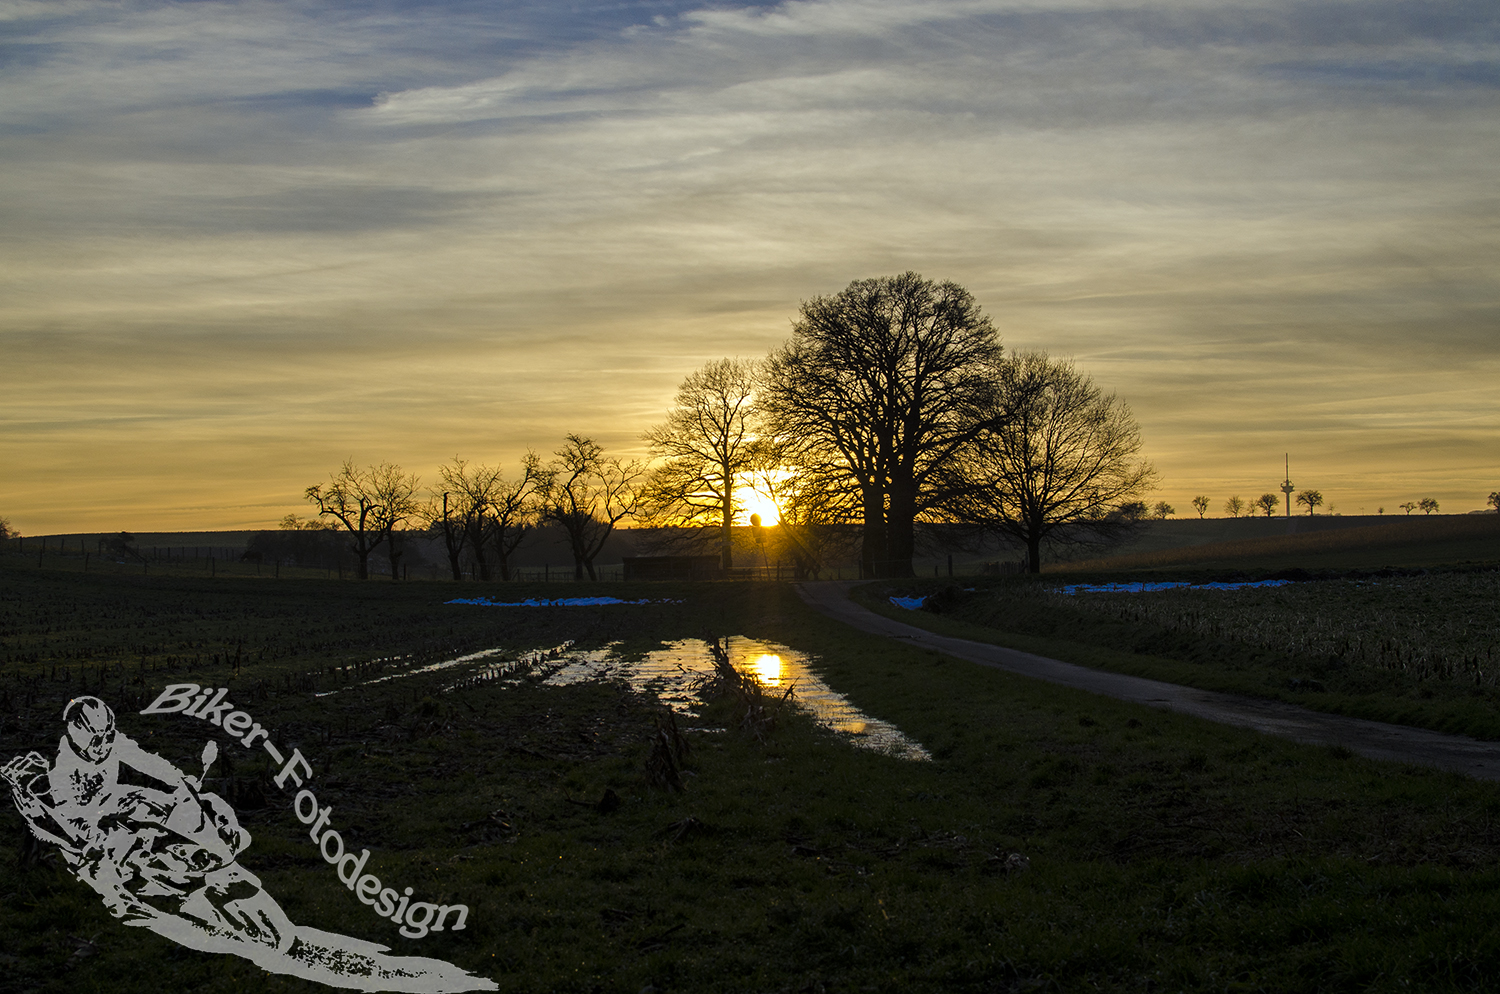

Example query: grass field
[1057,513,1500,573]
[5,553,1500,992]
[866,514,1500,743]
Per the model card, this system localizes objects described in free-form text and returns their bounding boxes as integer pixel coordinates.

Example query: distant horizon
[10,508,1497,541]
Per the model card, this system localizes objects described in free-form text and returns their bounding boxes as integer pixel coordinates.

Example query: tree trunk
[860,487,885,578]
[885,480,916,578]
[443,523,464,581]
[385,530,401,581]
[720,490,734,569]
[1026,533,1042,574]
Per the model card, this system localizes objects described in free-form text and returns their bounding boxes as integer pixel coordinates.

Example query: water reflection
[317,643,574,697]
[331,637,929,761]
[751,653,783,686]
[452,637,929,761]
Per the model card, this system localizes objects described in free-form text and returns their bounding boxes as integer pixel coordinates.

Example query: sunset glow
[2,1,1496,533]
[736,487,782,528]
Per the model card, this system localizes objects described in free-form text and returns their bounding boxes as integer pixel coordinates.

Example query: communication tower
[1280,454,1295,517]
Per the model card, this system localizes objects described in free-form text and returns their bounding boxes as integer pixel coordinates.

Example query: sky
[2,0,1497,534]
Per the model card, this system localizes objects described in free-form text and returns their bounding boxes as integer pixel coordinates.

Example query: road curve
[795,580,1500,782]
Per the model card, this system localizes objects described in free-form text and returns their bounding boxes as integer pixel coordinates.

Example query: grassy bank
[5,560,1500,992]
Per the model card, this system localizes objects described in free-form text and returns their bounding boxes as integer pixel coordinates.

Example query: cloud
[2,0,1498,530]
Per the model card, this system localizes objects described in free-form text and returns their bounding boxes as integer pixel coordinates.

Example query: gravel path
[795,581,1500,781]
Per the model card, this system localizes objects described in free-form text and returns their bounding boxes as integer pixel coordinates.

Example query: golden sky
[3,0,1497,533]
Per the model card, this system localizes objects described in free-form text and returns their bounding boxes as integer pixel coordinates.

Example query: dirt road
[795,581,1500,781]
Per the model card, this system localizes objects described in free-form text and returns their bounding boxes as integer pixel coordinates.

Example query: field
[1056,513,1500,573]
[865,568,1500,742]
[5,552,1500,992]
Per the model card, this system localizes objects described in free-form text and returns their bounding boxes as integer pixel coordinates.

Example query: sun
[735,486,781,526]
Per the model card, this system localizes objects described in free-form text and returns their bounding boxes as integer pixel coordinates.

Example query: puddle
[449,637,930,761]
[1053,580,1294,595]
[446,597,681,607]
[315,643,575,697]
[320,636,928,761]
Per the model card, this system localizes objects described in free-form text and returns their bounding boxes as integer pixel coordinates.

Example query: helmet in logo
[64,696,116,763]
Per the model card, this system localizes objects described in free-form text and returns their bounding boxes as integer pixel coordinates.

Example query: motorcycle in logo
[3,696,496,992]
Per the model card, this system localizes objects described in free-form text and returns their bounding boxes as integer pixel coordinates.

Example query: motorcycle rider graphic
[5,696,498,992]
[5,696,274,938]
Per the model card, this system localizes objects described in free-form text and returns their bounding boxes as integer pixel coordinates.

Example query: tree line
[293,273,1159,579]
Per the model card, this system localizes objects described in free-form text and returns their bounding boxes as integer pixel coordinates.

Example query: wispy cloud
[2,0,1497,530]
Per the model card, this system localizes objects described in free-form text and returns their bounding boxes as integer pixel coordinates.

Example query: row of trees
[300,435,643,581]
[1217,491,1323,518]
[301,274,1159,577]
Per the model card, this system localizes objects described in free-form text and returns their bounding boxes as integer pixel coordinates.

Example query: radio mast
[1280,454,1295,517]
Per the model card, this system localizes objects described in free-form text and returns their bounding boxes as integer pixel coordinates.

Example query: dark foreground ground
[4,557,1500,993]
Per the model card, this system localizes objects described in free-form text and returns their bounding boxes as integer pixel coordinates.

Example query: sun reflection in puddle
[534,637,929,761]
[750,653,784,686]
[331,637,929,761]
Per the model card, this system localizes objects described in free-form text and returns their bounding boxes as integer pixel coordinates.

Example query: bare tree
[1223,495,1245,519]
[433,455,545,581]
[1489,491,1499,513]
[762,273,1005,577]
[1191,495,1210,519]
[542,434,645,580]
[640,358,764,569]
[1153,501,1176,520]
[279,513,334,531]
[1399,501,1418,515]
[428,465,475,581]
[489,454,547,580]
[0,517,18,542]
[1254,493,1280,518]
[1418,497,1439,515]
[306,460,386,579]
[1295,489,1324,516]
[950,352,1157,574]
[372,462,422,580]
